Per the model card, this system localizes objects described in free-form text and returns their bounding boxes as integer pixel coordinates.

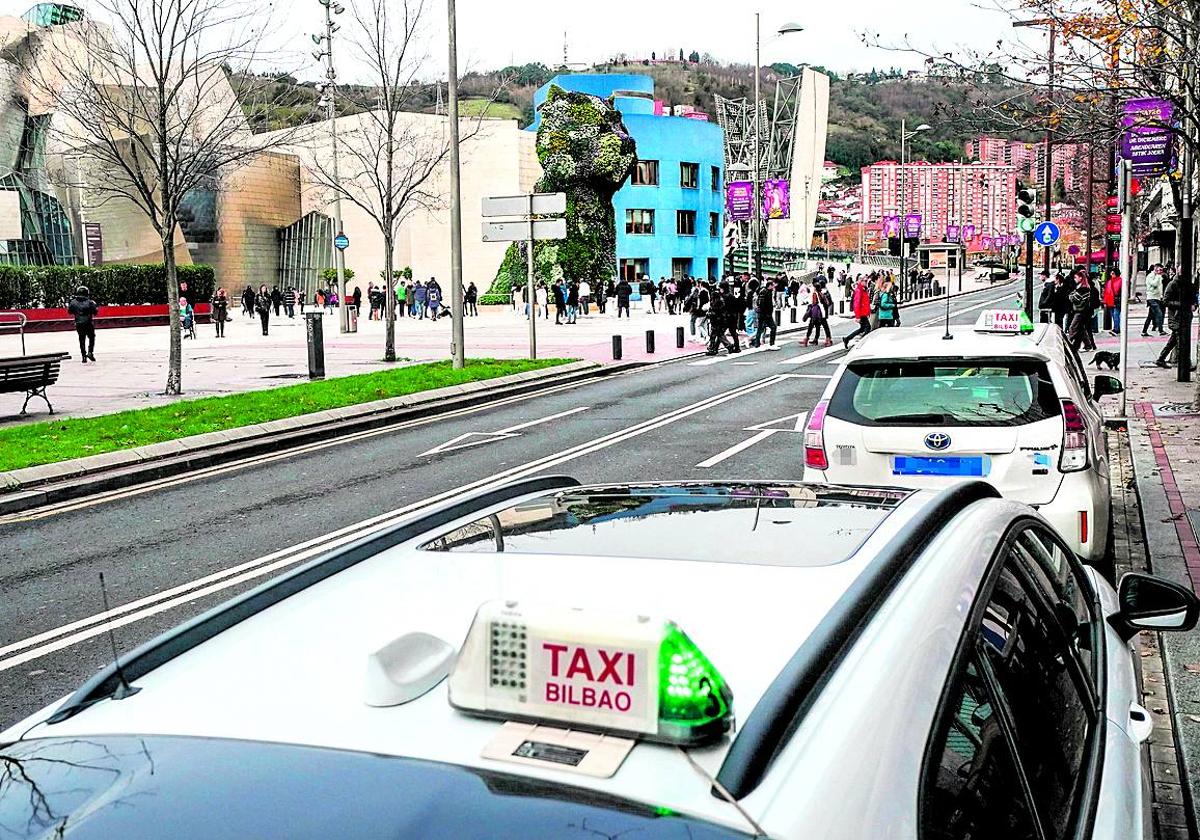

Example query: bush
[479,293,511,306]
[319,267,355,285]
[0,263,215,309]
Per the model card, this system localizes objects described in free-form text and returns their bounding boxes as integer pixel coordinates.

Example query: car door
[920,520,1144,839]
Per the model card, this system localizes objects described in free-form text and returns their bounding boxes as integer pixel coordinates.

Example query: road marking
[732,362,758,366]
[695,429,778,468]
[694,410,810,468]
[688,340,793,367]
[747,411,809,432]
[0,374,798,672]
[418,406,591,457]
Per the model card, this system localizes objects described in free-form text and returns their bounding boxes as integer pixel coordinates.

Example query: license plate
[893,456,989,477]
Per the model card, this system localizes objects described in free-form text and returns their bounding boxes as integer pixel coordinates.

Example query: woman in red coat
[842,276,874,348]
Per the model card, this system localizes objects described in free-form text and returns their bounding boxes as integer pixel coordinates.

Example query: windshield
[830,359,1061,427]
[0,735,751,840]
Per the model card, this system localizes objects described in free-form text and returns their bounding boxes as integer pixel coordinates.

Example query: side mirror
[1109,572,1200,641]
[1093,375,1124,399]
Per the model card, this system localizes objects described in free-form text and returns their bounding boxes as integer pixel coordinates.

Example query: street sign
[482,193,567,217]
[1018,217,1037,234]
[482,218,567,243]
[334,233,350,250]
[1034,222,1061,247]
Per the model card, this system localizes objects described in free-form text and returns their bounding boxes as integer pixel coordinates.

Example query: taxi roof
[8,480,961,832]
[846,323,1060,363]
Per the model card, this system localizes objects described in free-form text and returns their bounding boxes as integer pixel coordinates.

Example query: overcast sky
[4,0,1031,83]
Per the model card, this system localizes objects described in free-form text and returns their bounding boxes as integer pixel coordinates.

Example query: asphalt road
[0,281,1021,729]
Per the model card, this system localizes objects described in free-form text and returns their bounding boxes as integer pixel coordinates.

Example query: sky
[2,0,1031,83]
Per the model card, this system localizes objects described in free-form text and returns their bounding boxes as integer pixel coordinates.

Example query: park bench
[0,352,70,415]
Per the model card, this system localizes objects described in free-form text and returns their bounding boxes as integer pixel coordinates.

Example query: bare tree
[305,0,496,362]
[24,0,296,394]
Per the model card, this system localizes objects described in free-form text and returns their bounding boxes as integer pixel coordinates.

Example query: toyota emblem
[924,433,952,452]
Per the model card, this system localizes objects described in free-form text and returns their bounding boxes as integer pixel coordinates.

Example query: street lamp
[447,0,465,369]
[314,0,348,333]
[899,120,931,298]
[749,16,804,278]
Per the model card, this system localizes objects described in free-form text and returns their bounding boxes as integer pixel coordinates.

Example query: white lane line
[418,406,592,456]
[0,375,795,671]
[688,340,793,367]
[695,429,778,468]
[495,406,591,434]
[732,362,758,366]
[746,411,810,432]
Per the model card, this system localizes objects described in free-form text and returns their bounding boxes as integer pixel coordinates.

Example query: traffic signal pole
[1025,231,1035,319]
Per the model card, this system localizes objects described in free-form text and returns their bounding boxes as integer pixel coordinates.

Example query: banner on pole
[725,182,754,221]
[1120,97,1176,178]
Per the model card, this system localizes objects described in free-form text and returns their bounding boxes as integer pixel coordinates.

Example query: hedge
[479,293,511,306]
[0,264,216,309]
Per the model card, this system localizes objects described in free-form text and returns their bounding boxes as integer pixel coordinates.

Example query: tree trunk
[163,233,182,394]
[384,233,396,362]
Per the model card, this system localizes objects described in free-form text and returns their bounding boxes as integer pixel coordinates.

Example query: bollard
[646,330,655,354]
[305,312,325,379]
[791,307,798,324]
[612,335,623,360]
[676,326,685,348]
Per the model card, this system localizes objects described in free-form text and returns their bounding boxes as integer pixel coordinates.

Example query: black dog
[1092,351,1120,370]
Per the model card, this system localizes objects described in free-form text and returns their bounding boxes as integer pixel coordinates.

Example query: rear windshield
[830,358,1061,427]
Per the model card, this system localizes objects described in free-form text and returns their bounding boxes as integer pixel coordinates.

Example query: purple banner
[962,224,976,241]
[945,224,961,243]
[981,235,993,249]
[725,181,754,222]
[761,179,790,220]
[1121,97,1175,177]
[904,213,922,239]
[882,215,902,238]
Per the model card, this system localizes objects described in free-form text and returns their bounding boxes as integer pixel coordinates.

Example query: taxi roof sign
[448,600,733,746]
[975,309,1035,334]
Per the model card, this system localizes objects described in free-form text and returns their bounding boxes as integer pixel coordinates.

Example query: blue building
[530,74,725,283]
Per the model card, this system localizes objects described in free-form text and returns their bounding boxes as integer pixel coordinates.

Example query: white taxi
[803,312,1122,572]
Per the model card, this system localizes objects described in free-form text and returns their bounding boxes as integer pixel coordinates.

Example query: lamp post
[899,120,931,298]
[313,0,348,332]
[447,0,464,369]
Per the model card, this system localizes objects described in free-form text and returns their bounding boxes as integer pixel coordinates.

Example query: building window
[709,212,720,237]
[711,166,721,191]
[625,209,655,235]
[680,162,699,189]
[672,257,693,279]
[619,258,649,283]
[677,210,696,236]
[632,160,659,186]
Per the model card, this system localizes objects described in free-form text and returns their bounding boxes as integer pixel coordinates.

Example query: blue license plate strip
[892,456,990,477]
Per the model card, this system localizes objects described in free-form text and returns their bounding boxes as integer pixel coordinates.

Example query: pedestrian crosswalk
[688,340,793,367]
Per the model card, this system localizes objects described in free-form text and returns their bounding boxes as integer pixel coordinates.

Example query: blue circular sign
[1033,222,1060,247]
[334,233,350,250]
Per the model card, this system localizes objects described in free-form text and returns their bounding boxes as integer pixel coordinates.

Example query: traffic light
[1016,181,1037,234]
[1106,195,1121,234]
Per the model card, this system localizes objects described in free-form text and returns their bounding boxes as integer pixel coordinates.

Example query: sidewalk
[1110,298,1200,837]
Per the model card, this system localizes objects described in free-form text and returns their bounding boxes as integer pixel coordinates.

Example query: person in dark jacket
[750,283,777,348]
[211,288,229,337]
[1052,272,1075,329]
[270,285,283,316]
[615,278,632,319]
[1156,276,1186,368]
[553,281,568,324]
[67,286,98,363]
[566,282,579,324]
[1068,273,1096,352]
[284,286,298,318]
[705,282,740,355]
[241,285,255,318]
[255,284,271,335]
[1036,272,1055,324]
[465,281,478,316]
[352,285,363,319]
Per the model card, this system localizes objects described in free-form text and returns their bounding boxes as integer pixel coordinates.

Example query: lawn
[458,98,523,121]
[0,358,572,473]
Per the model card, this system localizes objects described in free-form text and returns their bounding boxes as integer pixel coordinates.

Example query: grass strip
[2,358,572,473]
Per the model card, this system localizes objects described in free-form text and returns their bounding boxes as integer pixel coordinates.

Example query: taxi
[1,477,1194,839]
[803,311,1122,573]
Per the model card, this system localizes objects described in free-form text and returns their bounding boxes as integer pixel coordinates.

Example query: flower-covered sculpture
[490,85,637,296]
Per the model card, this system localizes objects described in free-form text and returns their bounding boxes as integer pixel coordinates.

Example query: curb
[0,360,640,516]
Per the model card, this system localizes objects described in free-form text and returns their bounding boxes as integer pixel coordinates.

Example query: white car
[804,315,1121,572]
[1,477,1194,839]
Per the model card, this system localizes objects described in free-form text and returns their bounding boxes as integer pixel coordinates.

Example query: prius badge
[924,433,952,452]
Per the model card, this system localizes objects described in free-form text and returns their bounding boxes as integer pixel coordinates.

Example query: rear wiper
[873,413,949,424]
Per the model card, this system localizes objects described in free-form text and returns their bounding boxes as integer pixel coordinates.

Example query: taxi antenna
[98,573,140,700]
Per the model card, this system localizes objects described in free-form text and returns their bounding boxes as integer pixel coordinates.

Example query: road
[0,281,1020,728]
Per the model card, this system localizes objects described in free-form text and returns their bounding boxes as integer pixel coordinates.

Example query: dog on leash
[1092,351,1120,370]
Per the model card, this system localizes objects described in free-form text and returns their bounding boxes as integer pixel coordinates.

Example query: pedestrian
[579,279,591,315]
[1156,273,1186,368]
[615,278,631,319]
[566,281,579,324]
[1052,271,1074,329]
[270,284,283,317]
[647,276,659,313]
[665,278,678,315]
[427,282,442,321]
[750,281,777,349]
[843,276,873,348]
[874,277,900,327]
[284,286,297,318]
[1104,270,1123,335]
[1068,272,1096,352]
[804,282,833,347]
[67,285,98,363]
[466,281,478,316]
[211,288,229,337]
[537,282,549,319]
[413,280,427,319]
[1143,265,1166,336]
[241,284,255,318]
[179,297,196,339]
[255,284,271,335]
[352,285,363,320]
[396,281,407,318]
[1037,272,1055,324]
[553,280,567,324]
[706,282,741,355]
[688,282,710,340]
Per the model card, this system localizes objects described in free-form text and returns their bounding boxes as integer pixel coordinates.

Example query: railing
[0,311,27,355]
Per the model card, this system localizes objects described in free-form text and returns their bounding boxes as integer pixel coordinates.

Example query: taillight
[805,400,829,470]
[1079,511,1089,544]
[1060,399,1088,472]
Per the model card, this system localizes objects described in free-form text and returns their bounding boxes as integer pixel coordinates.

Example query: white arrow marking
[695,429,779,468]
[746,411,809,432]
[419,406,591,457]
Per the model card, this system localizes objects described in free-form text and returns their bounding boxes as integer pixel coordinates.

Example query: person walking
[705,282,741,355]
[427,281,443,321]
[1068,273,1096,352]
[1104,270,1123,335]
[350,285,362,321]
[804,281,833,347]
[270,284,283,317]
[579,279,591,316]
[413,280,427,319]
[1052,271,1074,329]
[615,277,632,319]
[750,281,777,349]
[843,276,873,348]
[466,281,478,316]
[566,282,579,324]
[1156,273,1185,368]
[241,285,255,318]
[536,282,549,319]
[875,277,900,328]
[1037,272,1055,324]
[688,282,710,340]
[284,286,297,319]
[255,284,271,335]
[211,288,229,337]
[67,285,98,363]
[396,281,407,318]
[647,276,659,313]
[1143,265,1166,336]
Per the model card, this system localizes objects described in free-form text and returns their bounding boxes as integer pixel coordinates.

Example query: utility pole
[316,0,349,333]
[1181,5,1195,387]
[1118,160,1133,415]
[447,0,465,369]
[1013,17,1057,274]
[751,12,761,279]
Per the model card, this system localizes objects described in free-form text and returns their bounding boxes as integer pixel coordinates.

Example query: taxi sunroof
[420,484,909,567]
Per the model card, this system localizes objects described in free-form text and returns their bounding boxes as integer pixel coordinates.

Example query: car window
[829,359,1061,428]
[1014,528,1097,687]
[921,656,1040,840]
[978,556,1094,838]
[1061,345,1091,399]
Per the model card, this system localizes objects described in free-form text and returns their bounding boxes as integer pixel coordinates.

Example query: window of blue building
[632,160,659,186]
[677,210,696,236]
[709,212,720,238]
[672,258,693,279]
[711,166,721,191]
[625,209,654,235]
[680,162,699,189]
[620,258,648,283]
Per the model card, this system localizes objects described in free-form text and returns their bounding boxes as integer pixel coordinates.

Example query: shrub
[319,267,355,284]
[478,293,511,306]
[0,263,215,309]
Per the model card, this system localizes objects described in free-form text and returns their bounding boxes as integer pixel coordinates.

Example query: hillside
[234,60,1031,176]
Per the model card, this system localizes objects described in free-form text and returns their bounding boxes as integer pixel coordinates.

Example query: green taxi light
[657,624,732,731]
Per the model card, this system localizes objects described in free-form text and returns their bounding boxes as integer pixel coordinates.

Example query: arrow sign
[1034,221,1060,247]
[695,412,808,468]
[419,406,589,458]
